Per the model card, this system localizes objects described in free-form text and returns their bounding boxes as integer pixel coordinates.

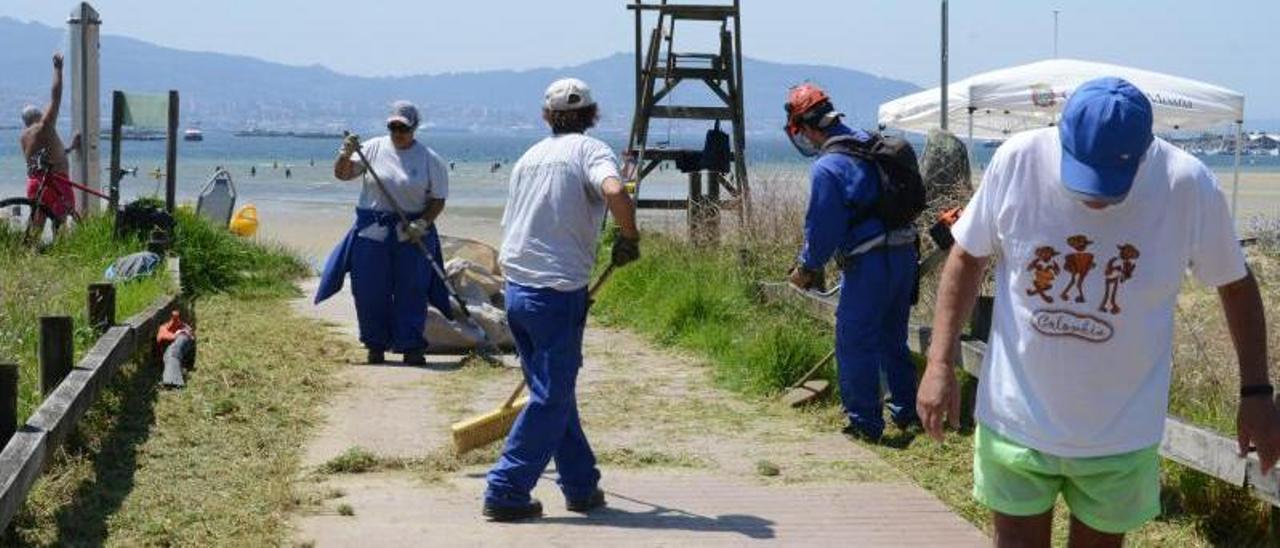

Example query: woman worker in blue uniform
[784,83,921,442]
[316,100,453,365]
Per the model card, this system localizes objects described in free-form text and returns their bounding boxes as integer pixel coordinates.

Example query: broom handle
[788,349,836,390]
[502,265,618,408]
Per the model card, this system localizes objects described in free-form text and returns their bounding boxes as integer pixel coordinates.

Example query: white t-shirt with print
[951,127,1247,458]
[500,133,620,291]
[348,136,449,212]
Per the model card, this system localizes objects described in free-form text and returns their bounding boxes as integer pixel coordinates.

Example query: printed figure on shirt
[1024,246,1062,304]
[1060,234,1095,303]
[1100,243,1141,315]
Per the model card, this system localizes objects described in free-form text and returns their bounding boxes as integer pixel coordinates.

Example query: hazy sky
[4,0,1278,117]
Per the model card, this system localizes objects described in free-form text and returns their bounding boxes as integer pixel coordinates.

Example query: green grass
[168,204,310,298]
[592,237,833,396]
[592,232,1275,546]
[594,447,713,469]
[320,447,382,474]
[7,293,344,546]
[0,214,170,423]
[1,203,320,545]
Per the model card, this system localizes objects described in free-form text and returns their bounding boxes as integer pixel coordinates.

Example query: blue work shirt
[797,123,887,271]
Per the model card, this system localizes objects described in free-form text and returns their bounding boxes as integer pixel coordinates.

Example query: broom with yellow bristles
[451,265,616,453]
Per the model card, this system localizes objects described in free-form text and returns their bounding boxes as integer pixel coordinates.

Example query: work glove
[404,218,430,243]
[788,264,823,291]
[339,134,361,157]
[611,233,641,267]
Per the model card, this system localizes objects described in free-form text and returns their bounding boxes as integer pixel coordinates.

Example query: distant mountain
[0,16,920,134]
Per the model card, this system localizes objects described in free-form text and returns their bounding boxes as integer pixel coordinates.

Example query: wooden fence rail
[757,281,1280,509]
[0,258,182,532]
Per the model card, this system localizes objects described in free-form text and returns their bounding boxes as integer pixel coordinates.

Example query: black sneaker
[403,350,426,366]
[366,349,385,365]
[565,488,606,513]
[841,424,883,445]
[483,498,543,522]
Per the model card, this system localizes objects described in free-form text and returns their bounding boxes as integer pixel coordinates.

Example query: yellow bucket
[229,204,259,237]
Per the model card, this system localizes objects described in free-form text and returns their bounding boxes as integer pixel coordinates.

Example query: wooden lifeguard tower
[625,0,749,244]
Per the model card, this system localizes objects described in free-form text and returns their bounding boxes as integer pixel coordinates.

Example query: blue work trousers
[349,229,431,354]
[836,244,919,438]
[485,282,599,505]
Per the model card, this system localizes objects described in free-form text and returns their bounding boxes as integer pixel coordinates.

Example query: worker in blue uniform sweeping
[784,83,926,443]
[315,100,454,365]
[482,78,640,521]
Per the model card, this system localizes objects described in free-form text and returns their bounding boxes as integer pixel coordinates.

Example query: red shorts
[26,171,76,218]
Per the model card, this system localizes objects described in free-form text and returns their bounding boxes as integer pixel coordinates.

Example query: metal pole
[1053,9,1060,58]
[165,90,178,213]
[109,91,123,214]
[940,0,949,130]
[967,108,976,171]
[1231,120,1242,221]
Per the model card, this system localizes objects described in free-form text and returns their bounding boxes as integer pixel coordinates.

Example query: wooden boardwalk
[290,278,988,547]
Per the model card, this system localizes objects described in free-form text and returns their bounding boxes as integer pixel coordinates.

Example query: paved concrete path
[289,277,987,547]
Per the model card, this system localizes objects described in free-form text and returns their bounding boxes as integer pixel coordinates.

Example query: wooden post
[706,171,721,245]
[39,316,73,397]
[688,170,704,244]
[88,283,116,333]
[109,91,123,215]
[165,90,179,214]
[0,363,16,449]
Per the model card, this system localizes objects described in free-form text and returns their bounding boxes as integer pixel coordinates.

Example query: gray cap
[544,78,595,112]
[386,100,420,128]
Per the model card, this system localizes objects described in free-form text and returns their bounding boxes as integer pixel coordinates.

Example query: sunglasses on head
[387,123,413,133]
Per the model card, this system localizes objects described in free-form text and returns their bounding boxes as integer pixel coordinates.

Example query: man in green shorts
[918,77,1280,546]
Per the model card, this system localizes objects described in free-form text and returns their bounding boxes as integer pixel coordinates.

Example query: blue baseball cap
[1059,77,1154,203]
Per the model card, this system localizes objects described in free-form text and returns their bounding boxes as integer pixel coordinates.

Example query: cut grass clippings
[7,294,345,546]
[591,232,1275,547]
[2,205,322,546]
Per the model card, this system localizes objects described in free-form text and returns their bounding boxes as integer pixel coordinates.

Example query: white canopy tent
[878,59,1247,217]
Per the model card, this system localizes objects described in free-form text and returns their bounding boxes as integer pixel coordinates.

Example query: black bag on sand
[823,133,927,229]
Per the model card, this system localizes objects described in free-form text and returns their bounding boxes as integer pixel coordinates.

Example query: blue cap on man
[1059,77,1154,203]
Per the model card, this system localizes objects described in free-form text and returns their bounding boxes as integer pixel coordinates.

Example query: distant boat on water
[234,128,343,139]
[183,128,204,141]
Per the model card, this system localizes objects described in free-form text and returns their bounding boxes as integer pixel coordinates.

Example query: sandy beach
[1219,171,1280,222]
[254,202,505,266]
[253,168,1280,266]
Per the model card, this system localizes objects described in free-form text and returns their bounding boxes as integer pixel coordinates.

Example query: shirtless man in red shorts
[19,52,81,221]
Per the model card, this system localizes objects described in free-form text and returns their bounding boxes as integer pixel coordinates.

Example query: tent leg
[967,108,975,172]
[1231,121,1242,223]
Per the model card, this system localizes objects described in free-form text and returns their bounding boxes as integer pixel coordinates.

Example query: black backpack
[822,133,927,229]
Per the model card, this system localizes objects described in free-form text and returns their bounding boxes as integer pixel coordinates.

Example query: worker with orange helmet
[785,82,921,443]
